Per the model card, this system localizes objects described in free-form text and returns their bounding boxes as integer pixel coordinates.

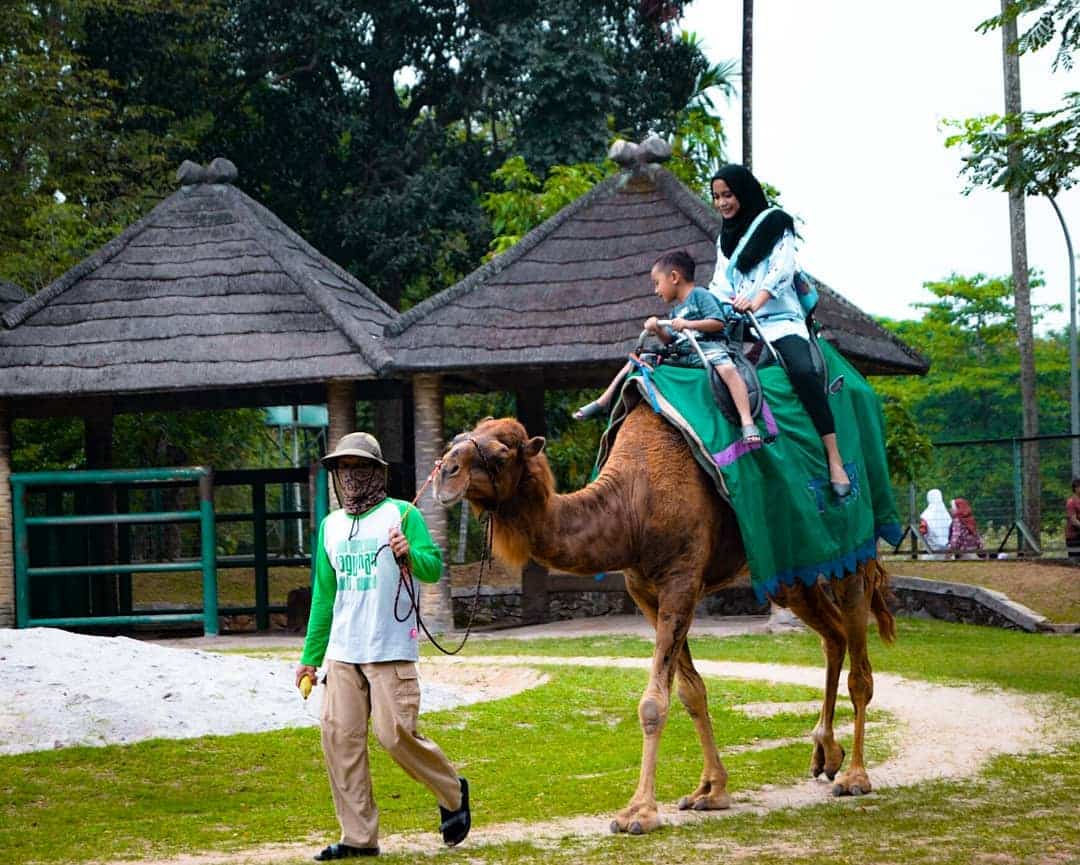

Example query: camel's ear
[524,436,546,457]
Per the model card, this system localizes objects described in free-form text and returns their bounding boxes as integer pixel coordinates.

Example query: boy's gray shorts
[672,343,735,368]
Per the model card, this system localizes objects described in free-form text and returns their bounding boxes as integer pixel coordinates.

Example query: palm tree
[742,0,753,170]
[1000,0,1042,539]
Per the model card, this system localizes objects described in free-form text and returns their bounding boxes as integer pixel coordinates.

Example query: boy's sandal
[313,843,379,860]
[439,777,471,847]
[740,424,763,445]
[573,400,608,422]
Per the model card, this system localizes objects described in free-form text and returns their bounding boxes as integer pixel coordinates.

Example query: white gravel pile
[0,628,529,755]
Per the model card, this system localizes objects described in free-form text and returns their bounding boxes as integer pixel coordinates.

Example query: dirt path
[102,653,1071,865]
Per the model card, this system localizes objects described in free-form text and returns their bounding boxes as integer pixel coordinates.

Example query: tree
[948,0,1080,514]
[741,0,753,171]
[979,0,1080,71]
[875,272,1072,536]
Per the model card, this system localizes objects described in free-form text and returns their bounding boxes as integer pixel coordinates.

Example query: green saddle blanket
[596,339,902,601]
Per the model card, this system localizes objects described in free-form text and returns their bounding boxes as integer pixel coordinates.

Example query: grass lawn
[0,667,869,864]
[6,623,1075,864]
[457,617,1080,698]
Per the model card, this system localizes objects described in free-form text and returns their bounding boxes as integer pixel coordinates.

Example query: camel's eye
[488,443,512,467]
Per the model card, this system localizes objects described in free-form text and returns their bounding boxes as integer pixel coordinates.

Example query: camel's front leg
[674,642,731,811]
[831,567,874,796]
[610,590,693,835]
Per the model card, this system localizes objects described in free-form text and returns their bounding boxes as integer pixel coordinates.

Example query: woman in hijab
[707,164,851,496]
[918,488,951,554]
[948,497,984,555]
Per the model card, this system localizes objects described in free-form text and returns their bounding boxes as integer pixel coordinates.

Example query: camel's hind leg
[778,582,847,780]
[673,640,731,811]
[612,577,697,835]
[830,563,879,796]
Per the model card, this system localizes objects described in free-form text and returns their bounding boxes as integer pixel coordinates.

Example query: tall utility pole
[1001,2,1042,538]
[742,0,753,171]
[1047,197,1080,476]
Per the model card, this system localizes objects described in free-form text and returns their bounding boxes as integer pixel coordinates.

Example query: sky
[679,0,1079,332]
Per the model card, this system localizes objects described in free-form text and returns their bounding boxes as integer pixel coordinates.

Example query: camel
[434,406,896,835]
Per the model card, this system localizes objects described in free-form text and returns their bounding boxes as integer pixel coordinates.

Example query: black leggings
[772,334,835,437]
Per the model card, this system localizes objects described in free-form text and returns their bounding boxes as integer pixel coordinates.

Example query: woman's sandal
[740,423,763,446]
[831,479,852,498]
[573,400,608,422]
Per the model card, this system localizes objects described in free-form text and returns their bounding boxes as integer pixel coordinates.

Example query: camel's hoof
[850,785,866,796]
[629,821,644,836]
[825,767,838,781]
[677,796,692,811]
[610,820,622,834]
[832,784,848,797]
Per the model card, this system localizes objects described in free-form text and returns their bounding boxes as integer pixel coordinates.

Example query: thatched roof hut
[386,142,927,390]
[0,280,26,313]
[0,158,394,409]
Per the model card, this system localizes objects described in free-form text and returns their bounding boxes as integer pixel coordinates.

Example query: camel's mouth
[433,472,465,508]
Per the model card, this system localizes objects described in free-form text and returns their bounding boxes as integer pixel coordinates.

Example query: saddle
[635,326,765,428]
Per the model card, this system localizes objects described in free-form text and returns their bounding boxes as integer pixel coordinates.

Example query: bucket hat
[321,431,388,467]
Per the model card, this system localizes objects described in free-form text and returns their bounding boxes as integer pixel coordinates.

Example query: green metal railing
[12,464,331,635]
[210,466,329,630]
[12,467,219,635]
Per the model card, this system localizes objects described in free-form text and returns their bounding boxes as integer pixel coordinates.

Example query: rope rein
[379,439,497,656]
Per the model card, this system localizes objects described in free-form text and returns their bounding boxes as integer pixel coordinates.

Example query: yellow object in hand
[299,674,313,700]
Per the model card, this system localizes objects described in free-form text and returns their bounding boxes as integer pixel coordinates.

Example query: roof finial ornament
[177,157,239,186]
[608,135,672,168]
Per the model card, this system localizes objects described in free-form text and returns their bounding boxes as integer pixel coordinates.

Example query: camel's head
[434,417,547,510]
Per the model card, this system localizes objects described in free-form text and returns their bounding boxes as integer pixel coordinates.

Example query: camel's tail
[868,558,897,644]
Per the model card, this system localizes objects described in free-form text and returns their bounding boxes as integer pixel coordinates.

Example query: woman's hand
[295,664,317,688]
[732,295,753,313]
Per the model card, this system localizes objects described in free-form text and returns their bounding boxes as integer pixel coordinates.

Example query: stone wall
[448,574,1054,632]
[888,575,1052,632]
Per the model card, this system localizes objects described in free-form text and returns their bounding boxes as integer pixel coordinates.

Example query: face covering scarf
[336,463,387,518]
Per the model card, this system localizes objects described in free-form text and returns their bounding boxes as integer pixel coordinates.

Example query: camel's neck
[492,470,637,576]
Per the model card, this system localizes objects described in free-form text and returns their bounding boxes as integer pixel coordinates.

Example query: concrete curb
[889,575,1071,633]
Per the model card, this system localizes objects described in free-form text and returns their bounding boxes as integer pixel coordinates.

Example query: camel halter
[388,438,495,655]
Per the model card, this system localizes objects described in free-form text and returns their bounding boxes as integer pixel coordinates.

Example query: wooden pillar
[326,381,356,510]
[85,403,118,616]
[79,401,117,617]
[375,391,412,499]
[515,386,549,625]
[0,403,13,626]
[413,374,453,632]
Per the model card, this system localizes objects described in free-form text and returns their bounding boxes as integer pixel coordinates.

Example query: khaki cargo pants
[321,658,462,847]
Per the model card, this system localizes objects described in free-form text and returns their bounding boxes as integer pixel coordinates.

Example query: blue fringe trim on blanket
[752,522,903,604]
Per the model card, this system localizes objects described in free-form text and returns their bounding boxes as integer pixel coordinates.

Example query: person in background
[948,497,984,556]
[1066,478,1080,560]
[918,488,951,554]
[296,432,470,860]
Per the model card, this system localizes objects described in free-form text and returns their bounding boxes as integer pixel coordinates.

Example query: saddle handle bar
[654,314,783,367]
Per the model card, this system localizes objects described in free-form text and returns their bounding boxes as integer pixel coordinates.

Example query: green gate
[10,465,330,636]
[12,467,220,635]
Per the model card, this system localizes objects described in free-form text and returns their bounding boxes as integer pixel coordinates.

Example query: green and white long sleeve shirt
[300,498,443,666]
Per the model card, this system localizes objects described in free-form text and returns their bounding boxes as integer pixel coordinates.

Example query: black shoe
[439,777,471,847]
[313,843,379,860]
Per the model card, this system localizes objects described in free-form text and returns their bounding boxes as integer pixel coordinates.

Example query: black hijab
[713,164,795,274]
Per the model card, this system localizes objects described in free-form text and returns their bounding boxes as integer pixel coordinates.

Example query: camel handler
[296,431,471,860]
